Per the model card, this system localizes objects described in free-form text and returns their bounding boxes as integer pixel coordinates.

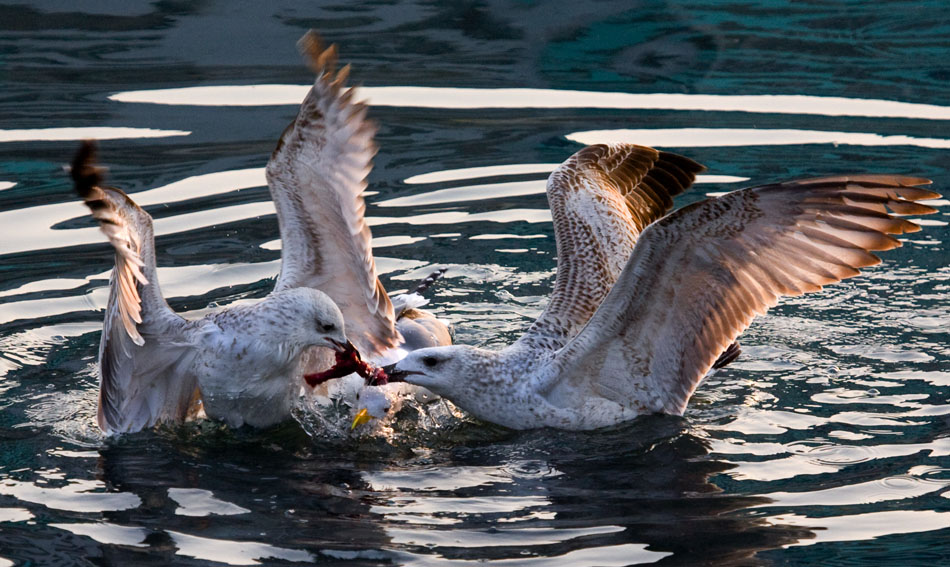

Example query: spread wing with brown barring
[543,175,938,413]
[518,143,705,351]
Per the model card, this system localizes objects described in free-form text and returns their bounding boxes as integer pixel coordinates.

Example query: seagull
[385,144,940,430]
[73,32,451,435]
[72,141,349,433]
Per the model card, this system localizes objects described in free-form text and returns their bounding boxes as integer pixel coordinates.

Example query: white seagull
[73,32,450,435]
[386,144,939,430]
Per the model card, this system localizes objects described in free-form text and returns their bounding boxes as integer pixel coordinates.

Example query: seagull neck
[501,340,557,367]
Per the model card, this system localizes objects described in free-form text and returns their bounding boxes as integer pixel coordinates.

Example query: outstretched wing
[519,144,704,350]
[266,31,397,357]
[72,141,198,434]
[542,175,939,413]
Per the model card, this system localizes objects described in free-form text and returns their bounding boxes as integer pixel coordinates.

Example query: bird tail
[411,268,448,296]
[391,268,448,318]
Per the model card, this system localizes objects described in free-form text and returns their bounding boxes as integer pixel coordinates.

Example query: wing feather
[72,141,198,434]
[267,31,397,357]
[518,143,704,350]
[543,175,939,414]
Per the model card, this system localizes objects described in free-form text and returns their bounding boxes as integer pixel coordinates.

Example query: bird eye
[383,406,391,413]
[422,356,438,367]
[320,322,336,332]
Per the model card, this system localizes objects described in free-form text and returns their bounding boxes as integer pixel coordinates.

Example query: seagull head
[350,385,395,431]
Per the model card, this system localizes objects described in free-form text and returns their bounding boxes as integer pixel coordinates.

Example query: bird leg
[303,340,390,387]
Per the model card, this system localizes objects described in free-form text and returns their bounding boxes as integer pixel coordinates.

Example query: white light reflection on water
[260,234,426,250]
[367,208,553,227]
[0,508,33,522]
[0,256,426,326]
[110,85,950,121]
[470,234,547,240]
[0,170,265,256]
[2,128,930,259]
[167,488,251,517]
[0,173,557,258]
[769,510,950,547]
[0,127,189,143]
[712,437,950,482]
[380,174,746,208]
[392,543,670,566]
[407,164,561,184]
[405,163,750,186]
[0,278,88,299]
[363,465,514,492]
[386,525,625,548]
[167,530,314,565]
[0,478,141,513]
[371,495,551,523]
[757,474,950,508]
[0,197,460,257]
[0,164,747,257]
[379,180,544,208]
[878,370,950,387]
[50,522,148,547]
[130,168,265,207]
[0,161,749,257]
[568,128,950,149]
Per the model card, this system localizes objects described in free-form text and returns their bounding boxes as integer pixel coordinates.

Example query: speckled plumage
[394,153,940,430]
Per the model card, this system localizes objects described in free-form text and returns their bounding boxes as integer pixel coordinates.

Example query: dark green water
[1,1,948,565]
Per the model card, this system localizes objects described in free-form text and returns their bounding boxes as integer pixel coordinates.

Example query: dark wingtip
[412,268,448,296]
[658,150,707,176]
[71,140,105,198]
[712,341,741,370]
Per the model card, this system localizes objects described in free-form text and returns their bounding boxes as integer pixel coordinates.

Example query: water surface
[1,1,949,565]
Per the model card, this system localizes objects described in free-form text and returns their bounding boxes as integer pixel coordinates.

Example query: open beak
[328,338,351,354]
[350,408,373,430]
[304,340,361,387]
[380,363,411,382]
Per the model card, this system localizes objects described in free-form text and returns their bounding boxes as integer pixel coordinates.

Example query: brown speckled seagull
[73,32,450,435]
[388,146,939,430]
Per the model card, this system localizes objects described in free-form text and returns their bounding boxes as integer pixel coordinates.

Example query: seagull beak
[380,363,409,382]
[348,340,364,361]
[350,408,373,430]
[328,338,349,353]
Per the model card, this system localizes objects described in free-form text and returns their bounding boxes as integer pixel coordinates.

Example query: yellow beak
[350,408,373,430]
